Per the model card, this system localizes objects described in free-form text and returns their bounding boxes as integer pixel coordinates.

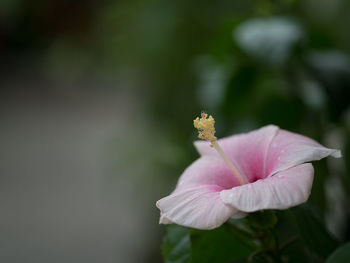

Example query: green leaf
[190,225,253,263]
[244,210,278,231]
[162,225,191,263]
[326,243,350,263]
[291,205,339,259]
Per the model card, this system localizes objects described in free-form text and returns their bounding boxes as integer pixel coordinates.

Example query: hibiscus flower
[156,113,341,230]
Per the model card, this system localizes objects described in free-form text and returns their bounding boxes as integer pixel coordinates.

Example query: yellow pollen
[193,112,248,185]
[193,113,217,145]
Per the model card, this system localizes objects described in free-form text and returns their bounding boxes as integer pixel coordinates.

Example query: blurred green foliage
[326,242,350,263]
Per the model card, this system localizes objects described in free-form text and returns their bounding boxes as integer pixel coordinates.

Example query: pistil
[193,113,248,185]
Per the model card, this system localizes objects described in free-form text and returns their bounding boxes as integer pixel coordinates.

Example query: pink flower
[156,121,341,230]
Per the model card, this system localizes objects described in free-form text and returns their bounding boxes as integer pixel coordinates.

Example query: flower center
[194,112,249,185]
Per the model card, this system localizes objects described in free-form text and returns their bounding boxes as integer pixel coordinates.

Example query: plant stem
[279,235,299,251]
[271,228,282,263]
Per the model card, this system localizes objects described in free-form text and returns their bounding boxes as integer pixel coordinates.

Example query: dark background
[0,0,349,262]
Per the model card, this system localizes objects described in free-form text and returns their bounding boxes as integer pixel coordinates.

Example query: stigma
[193,112,217,145]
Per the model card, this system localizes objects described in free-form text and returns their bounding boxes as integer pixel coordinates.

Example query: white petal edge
[156,184,239,230]
[220,163,314,212]
[159,213,173,224]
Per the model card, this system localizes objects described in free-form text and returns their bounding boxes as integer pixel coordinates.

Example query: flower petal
[177,155,241,189]
[159,213,173,224]
[220,163,314,212]
[194,125,279,181]
[156,184,238,229]
[266,129,341,176]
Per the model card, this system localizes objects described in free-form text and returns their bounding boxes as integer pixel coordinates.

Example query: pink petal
[194,125,279,182]
[266,129,341,177]
[220,163,314,212]
[157,156,243,229]
[156,184,238,230]
[177,155,241,189]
